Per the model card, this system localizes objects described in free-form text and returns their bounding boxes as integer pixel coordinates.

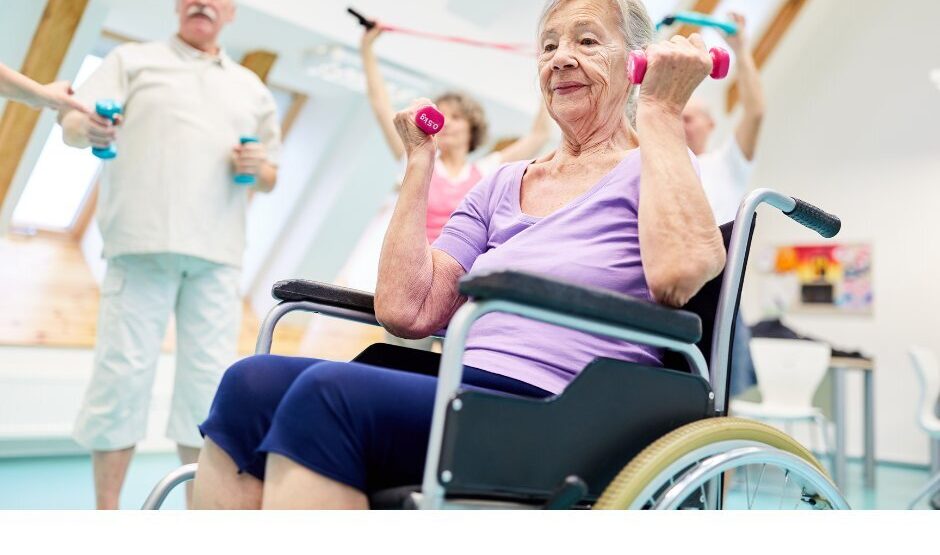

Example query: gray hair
[538,0,654,126]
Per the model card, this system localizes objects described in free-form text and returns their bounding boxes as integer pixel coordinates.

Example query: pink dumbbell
[415,106,445,135]
[627,47,731,85]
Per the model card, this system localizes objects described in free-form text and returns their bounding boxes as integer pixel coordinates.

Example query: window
[11,54,103,233]
[270,86,294,123]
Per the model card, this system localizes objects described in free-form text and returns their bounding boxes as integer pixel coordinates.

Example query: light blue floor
[0,453,932,510]
[0,453,187,510]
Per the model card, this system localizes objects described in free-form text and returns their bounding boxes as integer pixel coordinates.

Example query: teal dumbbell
[92,99,122,160]
[234,136,259,186]
[657,11,739,36]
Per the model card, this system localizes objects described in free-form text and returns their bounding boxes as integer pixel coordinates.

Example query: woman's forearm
[636,105,725,306]
[361,46,406,160]
[375,153,463,337]
[0,63,45,106]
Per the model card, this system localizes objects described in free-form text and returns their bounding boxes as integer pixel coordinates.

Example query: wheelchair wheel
[594,417,850,510]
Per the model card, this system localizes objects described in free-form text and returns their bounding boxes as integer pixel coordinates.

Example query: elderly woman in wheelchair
[177,0,848,511]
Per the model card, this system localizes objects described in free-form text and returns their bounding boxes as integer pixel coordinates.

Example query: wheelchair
[143,188,850,510]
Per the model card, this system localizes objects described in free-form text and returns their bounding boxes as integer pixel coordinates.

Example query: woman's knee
[275,362,385,421]
[286,361,355,399]
[213,355,308,413]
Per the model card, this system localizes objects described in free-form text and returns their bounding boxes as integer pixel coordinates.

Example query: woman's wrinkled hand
[637,33,712,116]
[393,98,437,160]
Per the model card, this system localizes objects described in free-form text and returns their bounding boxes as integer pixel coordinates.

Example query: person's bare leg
[262,453,368,509]
[93,447,135,510]
[192,438,263,509]
[177,444,200,509]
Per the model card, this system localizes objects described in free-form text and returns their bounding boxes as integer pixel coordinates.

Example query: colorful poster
[772,244,873,314]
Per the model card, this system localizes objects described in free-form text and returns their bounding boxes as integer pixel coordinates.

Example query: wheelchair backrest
[661,218,756,416]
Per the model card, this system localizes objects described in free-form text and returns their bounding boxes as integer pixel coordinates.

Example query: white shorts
[73,253,241,450]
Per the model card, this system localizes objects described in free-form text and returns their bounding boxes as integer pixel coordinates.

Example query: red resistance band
[378,23,536,57]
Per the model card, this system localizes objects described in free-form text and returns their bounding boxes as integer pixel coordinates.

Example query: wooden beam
[0,0,89,215]
[280,92,308,139]
[240,50,278,84]
[100,28,141,44]
[726,0,809,112]
[675,0,722,37]
[70,177,99,240]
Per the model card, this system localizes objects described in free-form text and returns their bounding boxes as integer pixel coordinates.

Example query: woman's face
[436,101,473,155]
[537,0,631,135]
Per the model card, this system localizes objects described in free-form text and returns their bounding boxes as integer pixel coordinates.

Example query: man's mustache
[186,4,218,22]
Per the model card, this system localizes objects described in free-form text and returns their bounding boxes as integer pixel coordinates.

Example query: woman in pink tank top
[362,24,554,242]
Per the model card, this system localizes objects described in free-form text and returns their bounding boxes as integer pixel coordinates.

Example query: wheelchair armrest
[458,271,702,344]
[272,279,375,316]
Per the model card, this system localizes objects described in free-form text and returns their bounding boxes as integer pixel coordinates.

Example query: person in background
[0,63,89,114]
[682,12,766,397]
[58,0,281,509]
[361,21,556,243]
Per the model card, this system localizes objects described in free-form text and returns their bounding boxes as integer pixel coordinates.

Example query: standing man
[59,0,281,509]
[682,13,766,396]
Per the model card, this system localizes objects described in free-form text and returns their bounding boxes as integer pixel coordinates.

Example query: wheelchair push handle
[784,197,842,239]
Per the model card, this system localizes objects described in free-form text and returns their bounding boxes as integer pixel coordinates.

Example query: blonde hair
[433,91,489,153]
[538,0,654,126]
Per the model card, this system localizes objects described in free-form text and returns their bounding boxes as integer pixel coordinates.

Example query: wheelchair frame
[142,188,844,510]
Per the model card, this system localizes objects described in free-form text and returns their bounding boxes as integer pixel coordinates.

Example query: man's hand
[231,141,267,178]
[82,111,120,149]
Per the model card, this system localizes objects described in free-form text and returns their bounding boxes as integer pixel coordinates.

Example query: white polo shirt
[697,138,753,225]
[75,36,282,267]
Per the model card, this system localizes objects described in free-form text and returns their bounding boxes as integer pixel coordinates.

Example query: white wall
[0,346,178,456]
[739,0,940,464]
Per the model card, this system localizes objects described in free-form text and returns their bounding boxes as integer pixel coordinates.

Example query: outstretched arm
[726,13,765,161]
[492,101,554,163]
[0,63,89,113]
[360,24,406,161]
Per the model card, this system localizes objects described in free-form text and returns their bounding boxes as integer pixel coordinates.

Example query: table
[829,356,875,491]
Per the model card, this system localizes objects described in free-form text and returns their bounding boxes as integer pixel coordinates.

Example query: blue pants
[199,355,551,493]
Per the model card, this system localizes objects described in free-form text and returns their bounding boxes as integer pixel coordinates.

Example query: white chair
[907,347,940,509]
[732,338,833,464]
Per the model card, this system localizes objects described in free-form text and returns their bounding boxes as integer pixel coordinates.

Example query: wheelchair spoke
[746,464,767,510]
[743,465,750,504]
[778,470,791,510]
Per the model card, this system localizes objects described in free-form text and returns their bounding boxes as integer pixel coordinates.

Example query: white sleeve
[722,138,754,192]
[474,152,504,178]
[74,46,130,107]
